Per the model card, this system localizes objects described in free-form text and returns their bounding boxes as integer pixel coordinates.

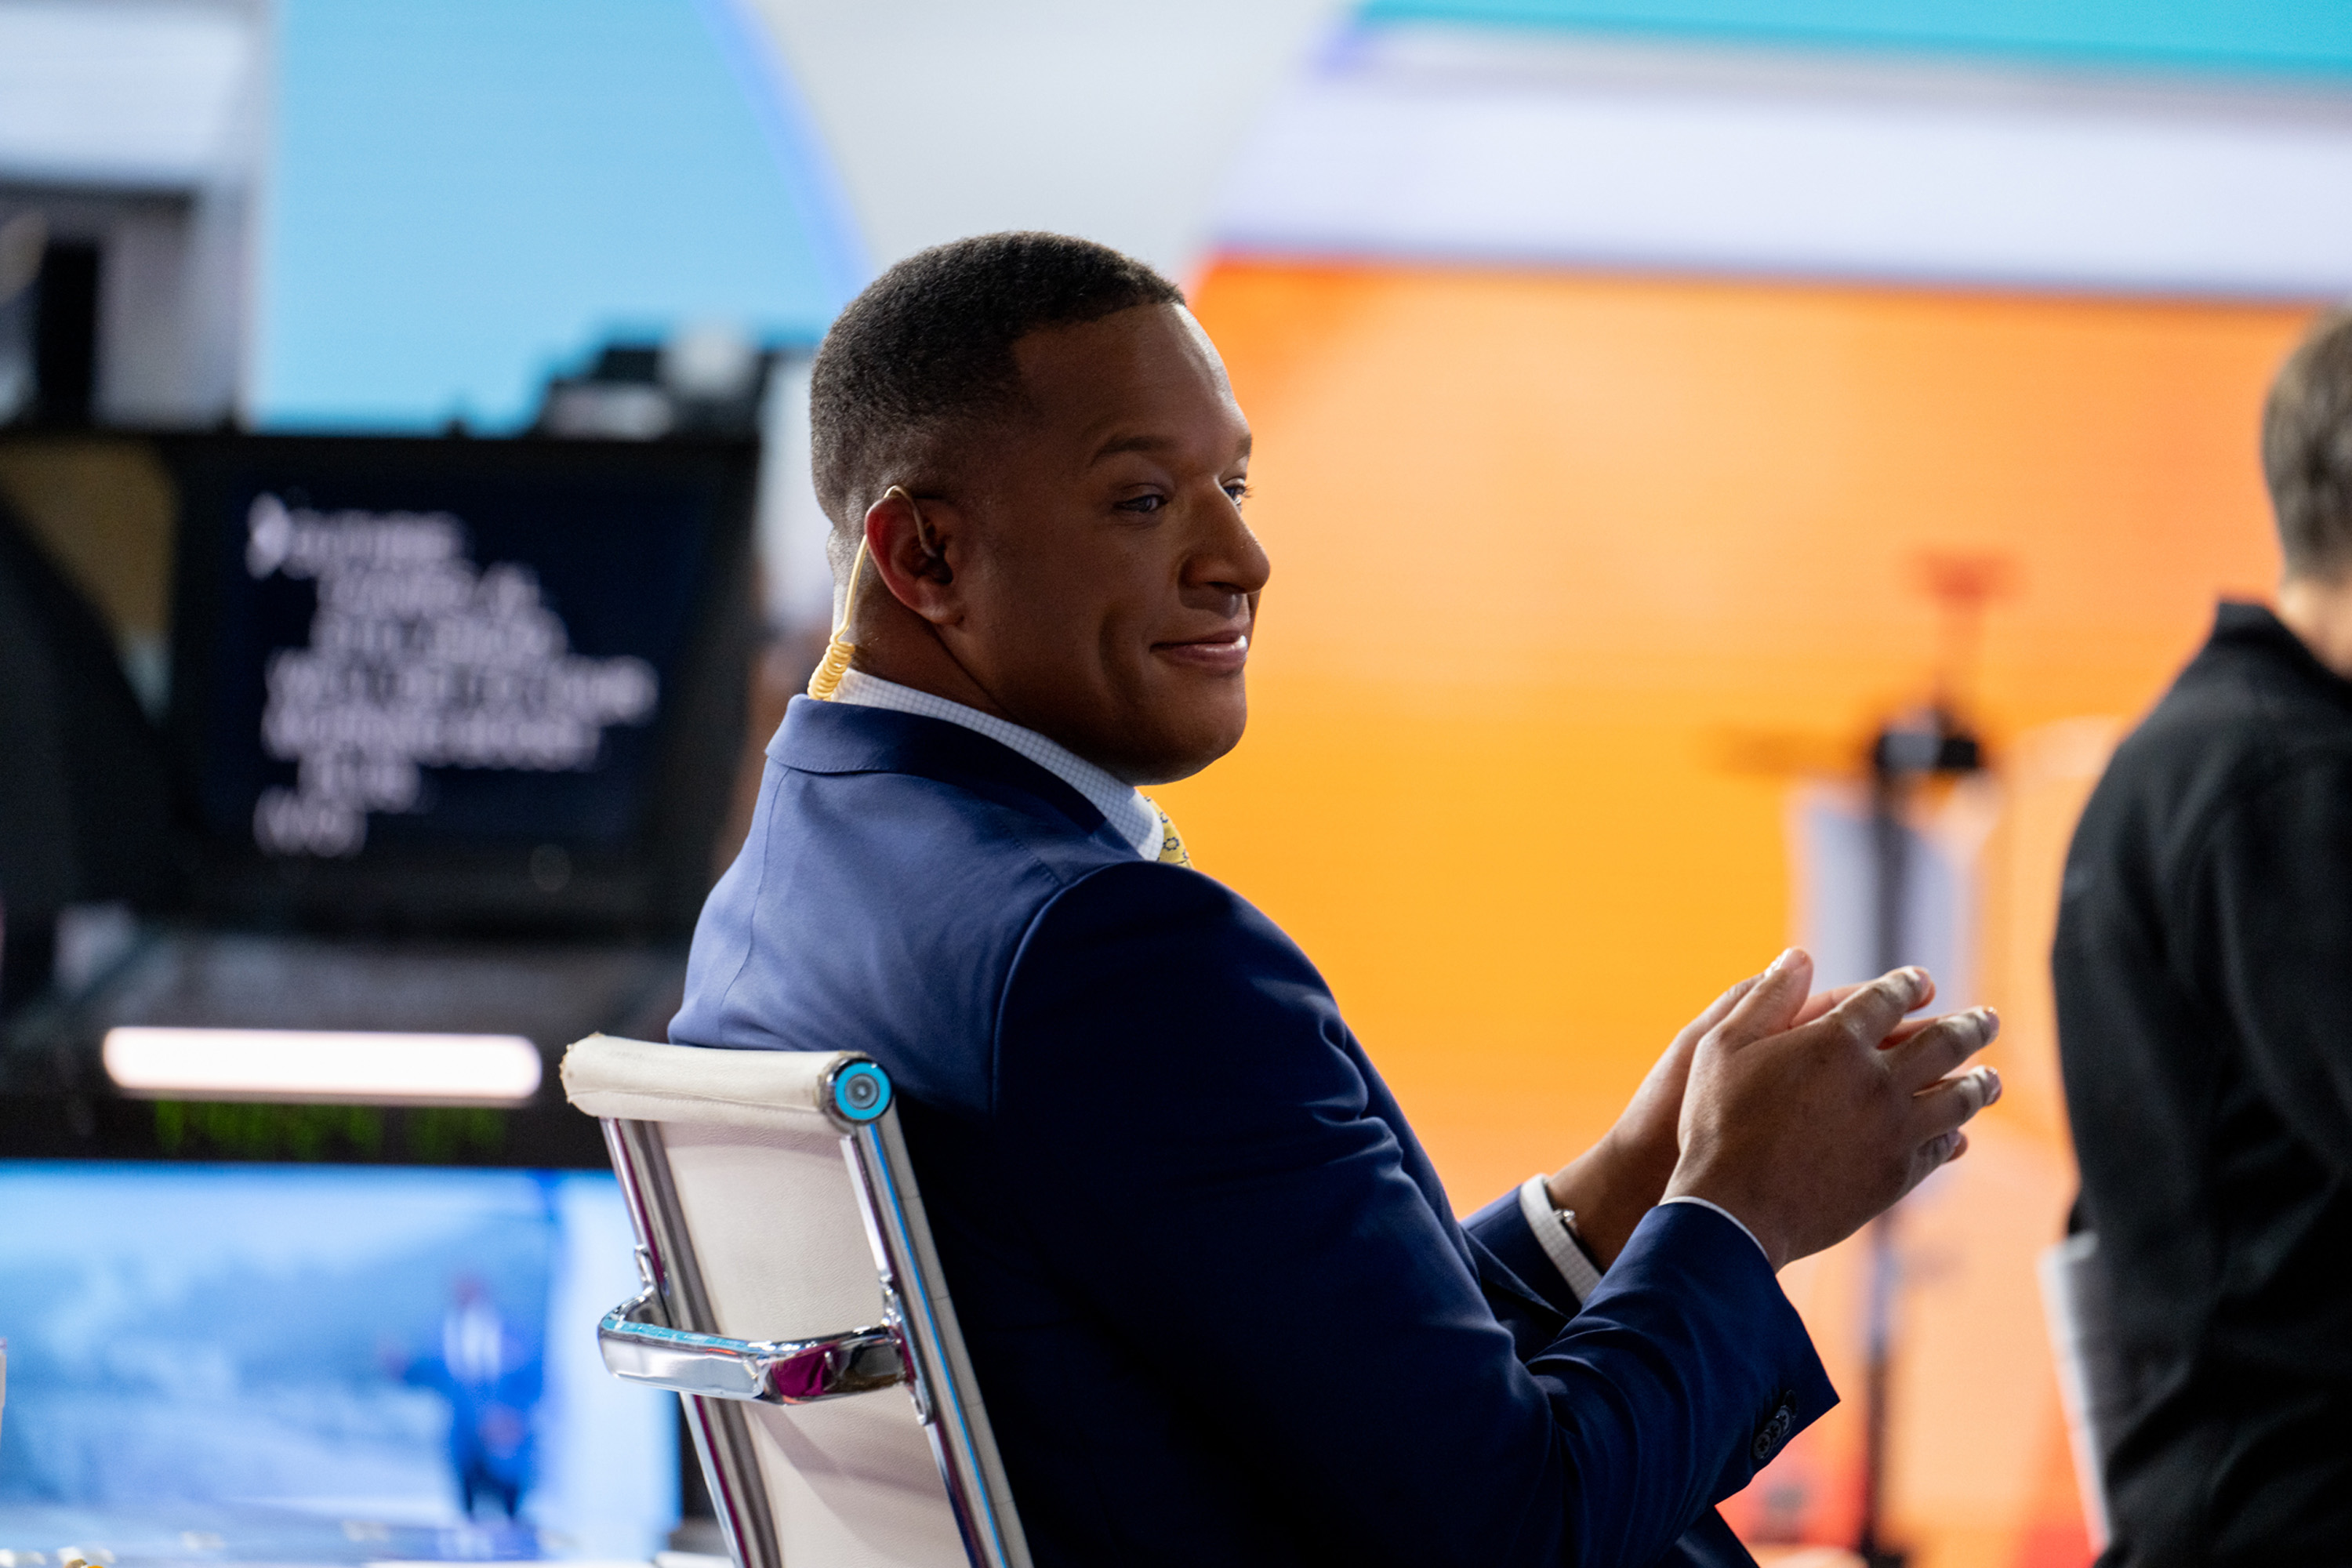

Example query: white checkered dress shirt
[830,669,1163,861]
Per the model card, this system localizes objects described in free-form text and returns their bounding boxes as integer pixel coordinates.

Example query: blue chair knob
[832,1061,891,1122]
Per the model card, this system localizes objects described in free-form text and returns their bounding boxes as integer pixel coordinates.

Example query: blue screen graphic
[0,1163,676,1556]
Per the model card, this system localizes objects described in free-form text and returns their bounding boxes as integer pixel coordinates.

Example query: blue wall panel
[258,0,862,430]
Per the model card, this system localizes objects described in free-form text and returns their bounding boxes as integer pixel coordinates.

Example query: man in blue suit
[673,233,2002,1566]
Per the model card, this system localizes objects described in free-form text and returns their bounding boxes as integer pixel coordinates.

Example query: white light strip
[103,1027,544,1106]
[1218,26,2352,298]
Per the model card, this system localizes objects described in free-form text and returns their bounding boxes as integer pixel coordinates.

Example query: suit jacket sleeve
[2197,754,2352,1174]
[993,861,1832,1567]
[1465,1185,1591,1322]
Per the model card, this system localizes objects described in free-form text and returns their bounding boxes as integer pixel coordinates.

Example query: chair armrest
[597,1286,906,1404]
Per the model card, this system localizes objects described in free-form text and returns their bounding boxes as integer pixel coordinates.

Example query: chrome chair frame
[591,1053,1026,1568]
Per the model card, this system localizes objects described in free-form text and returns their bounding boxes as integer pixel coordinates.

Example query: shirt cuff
[1657,1195,1771,1265]
[1516,1175,1606,1305]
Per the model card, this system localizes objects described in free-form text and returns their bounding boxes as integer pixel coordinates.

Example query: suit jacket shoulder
[671,696,1139,1114]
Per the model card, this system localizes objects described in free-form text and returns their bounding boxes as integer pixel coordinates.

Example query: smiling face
[938,303,1268,784]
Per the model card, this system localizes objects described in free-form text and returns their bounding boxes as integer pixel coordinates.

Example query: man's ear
[863,487,963,626]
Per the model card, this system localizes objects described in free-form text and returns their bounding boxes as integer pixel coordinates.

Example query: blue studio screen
[0,1163,677,1555]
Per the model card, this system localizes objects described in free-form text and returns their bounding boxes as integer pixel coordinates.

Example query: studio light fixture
[102,1027,544,1105]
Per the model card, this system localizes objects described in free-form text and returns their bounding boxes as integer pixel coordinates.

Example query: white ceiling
[735,0,1349,283]
[0,0,261,189]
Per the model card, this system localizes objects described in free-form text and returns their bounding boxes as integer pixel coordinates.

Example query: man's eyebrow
[1088,432,1177,465]
[1087,430,1254,465]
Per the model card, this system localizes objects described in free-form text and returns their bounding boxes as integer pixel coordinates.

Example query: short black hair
[2264,308,2352,580]
[809,232,1184,557]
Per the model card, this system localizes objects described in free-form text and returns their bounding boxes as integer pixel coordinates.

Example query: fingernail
[1979,1066,2002,1105]
[1766,947,1799,978]
[1980,1005,2001,1039]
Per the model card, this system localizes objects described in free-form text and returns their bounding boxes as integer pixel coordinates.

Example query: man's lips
[1152,628,1251,673]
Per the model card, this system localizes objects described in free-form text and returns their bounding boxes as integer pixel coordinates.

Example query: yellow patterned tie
[1149,800,1192,867]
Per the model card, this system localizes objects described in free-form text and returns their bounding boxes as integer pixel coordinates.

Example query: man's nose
[1188,489,1271,597]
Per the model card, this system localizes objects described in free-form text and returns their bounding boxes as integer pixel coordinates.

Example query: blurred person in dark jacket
[2057,308,2352,1566]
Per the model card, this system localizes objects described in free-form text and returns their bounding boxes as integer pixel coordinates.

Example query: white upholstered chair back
[561,1034,1028,1568]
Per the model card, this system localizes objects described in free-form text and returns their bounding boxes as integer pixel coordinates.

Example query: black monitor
[162,434,756,939]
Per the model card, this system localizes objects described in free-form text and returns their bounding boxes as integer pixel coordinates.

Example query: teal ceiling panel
[1354,0,2352,78]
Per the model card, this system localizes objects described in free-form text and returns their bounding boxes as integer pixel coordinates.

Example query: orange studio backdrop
[1159,259,2311,1566]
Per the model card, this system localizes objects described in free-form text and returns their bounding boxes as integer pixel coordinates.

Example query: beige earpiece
[806,485,928,701]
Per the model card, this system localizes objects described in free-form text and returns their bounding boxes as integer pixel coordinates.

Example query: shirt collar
[2212,599,2352,701]
[829,669,1163,861]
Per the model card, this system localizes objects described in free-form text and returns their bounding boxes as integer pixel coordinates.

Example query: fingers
[1710,949,1814,1049]
[1893,1074,1995,1204]
[1657,975,1762,1080]
[1910,1065,2002,1141]
[1688,976,1759,1040]
[1883,1007,1999,1092]
[1879,1015,1936,1049]
[1801,976,1941,1040]
[1791,982,1865,1028]
[1794,967,1943,1033]
[1801,971,1939,1026]
[1816,965,1932,1053]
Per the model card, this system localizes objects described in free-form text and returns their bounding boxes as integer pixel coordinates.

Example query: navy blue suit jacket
[673,699,1834,1566]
